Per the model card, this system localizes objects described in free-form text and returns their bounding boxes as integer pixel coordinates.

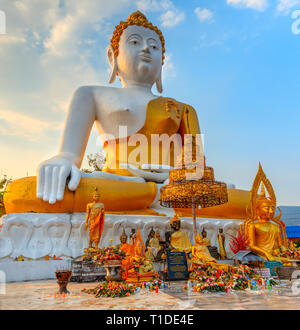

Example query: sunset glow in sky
[0,0,300,205]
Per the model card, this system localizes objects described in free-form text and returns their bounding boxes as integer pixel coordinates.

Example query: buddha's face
[120,235,127,244]
[257,200,275,220]
[117,25,162,87]
[171,220,181,231]
[93,193,101,202]
[195,235,203,245]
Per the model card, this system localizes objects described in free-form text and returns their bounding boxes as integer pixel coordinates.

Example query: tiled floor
[0,280,299,310]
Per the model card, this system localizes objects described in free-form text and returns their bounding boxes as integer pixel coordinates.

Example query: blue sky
[0,0,300,205]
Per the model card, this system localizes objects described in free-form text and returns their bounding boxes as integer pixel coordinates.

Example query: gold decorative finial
[259,183,266,199]
[110,11,165,64]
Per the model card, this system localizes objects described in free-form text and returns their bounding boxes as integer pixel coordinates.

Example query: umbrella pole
[192,197,197,244]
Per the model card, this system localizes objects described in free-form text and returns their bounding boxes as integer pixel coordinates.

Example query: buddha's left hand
[120,163,171,183]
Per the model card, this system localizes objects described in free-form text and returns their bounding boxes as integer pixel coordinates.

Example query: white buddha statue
[4,11,250,218]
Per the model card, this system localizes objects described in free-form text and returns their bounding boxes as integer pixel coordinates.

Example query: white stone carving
[0,213,242,261]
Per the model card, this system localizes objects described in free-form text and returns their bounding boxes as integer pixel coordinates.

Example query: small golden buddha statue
[201,229,212,247]
[217,228,227,259]
[85,188,105,248]
[191,233,217,266]
[146,230,162,259]
[119,228,134,256]
[244,164,289,262]
[169,216,192,253]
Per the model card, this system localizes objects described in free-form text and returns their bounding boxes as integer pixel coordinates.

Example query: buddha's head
[170,216,181,231]
[201,229,207,238]
[92,188,101,202]
[195,233,203,245]
[256,198,275,221]
[155,230,161,239]
[108,11,165,93]
[120,228,128,244]
[256,184,275,221]
[148,227,155,238]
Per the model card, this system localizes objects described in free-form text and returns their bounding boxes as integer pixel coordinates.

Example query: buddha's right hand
[37,155,81,204]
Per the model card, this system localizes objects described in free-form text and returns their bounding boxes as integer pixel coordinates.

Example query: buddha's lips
[139,54,152,62]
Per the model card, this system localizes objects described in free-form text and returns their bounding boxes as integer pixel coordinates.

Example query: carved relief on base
[0,213,242,260]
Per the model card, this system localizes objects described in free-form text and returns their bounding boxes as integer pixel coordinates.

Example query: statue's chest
[255,223,277,238]
[98,95,155,137]
[97,95,184,138]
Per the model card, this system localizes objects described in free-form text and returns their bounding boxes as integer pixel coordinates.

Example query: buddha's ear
[107,45,118,84]
[155,68,163,94]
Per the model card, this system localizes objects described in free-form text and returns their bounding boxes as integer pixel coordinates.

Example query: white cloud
[226,0,269,11]
[0,109,61,142]
[136,0,173,12]
[0,0,134,177]
[136,0,185,27]
[160,9,185,27]
[195,8,214,22]
[276,0,300,15]
[162,53,176,81]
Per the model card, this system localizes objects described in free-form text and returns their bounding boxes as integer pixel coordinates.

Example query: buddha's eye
[130,40,139,45]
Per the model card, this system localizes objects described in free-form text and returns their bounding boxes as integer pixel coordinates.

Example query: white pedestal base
[0,260,71,282]
[0,213,243,281]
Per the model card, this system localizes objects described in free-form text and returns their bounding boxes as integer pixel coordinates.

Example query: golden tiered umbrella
[160,130,228,243]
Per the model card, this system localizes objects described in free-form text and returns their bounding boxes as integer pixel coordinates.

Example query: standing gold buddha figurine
[217,228,227,260]
[244,164,289,262]
[85,188,105,248]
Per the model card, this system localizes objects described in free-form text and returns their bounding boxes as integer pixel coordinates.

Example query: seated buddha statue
[4,11,251,218]
[244,164,289,263]
[169,216,192,253]
[191,233,217,266]
[119,229,134,256]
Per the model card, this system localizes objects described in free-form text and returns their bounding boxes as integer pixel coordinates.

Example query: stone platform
[0,213,242,282]
[1,279,299,310]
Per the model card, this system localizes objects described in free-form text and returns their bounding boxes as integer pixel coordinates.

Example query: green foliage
[0,174,12,216]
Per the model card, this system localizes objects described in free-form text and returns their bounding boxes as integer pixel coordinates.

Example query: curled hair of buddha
[170,215,180,224]
[93,187,101,198]
[110,11,165,65]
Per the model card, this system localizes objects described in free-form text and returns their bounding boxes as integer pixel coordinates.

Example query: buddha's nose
[142,43,150,53]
